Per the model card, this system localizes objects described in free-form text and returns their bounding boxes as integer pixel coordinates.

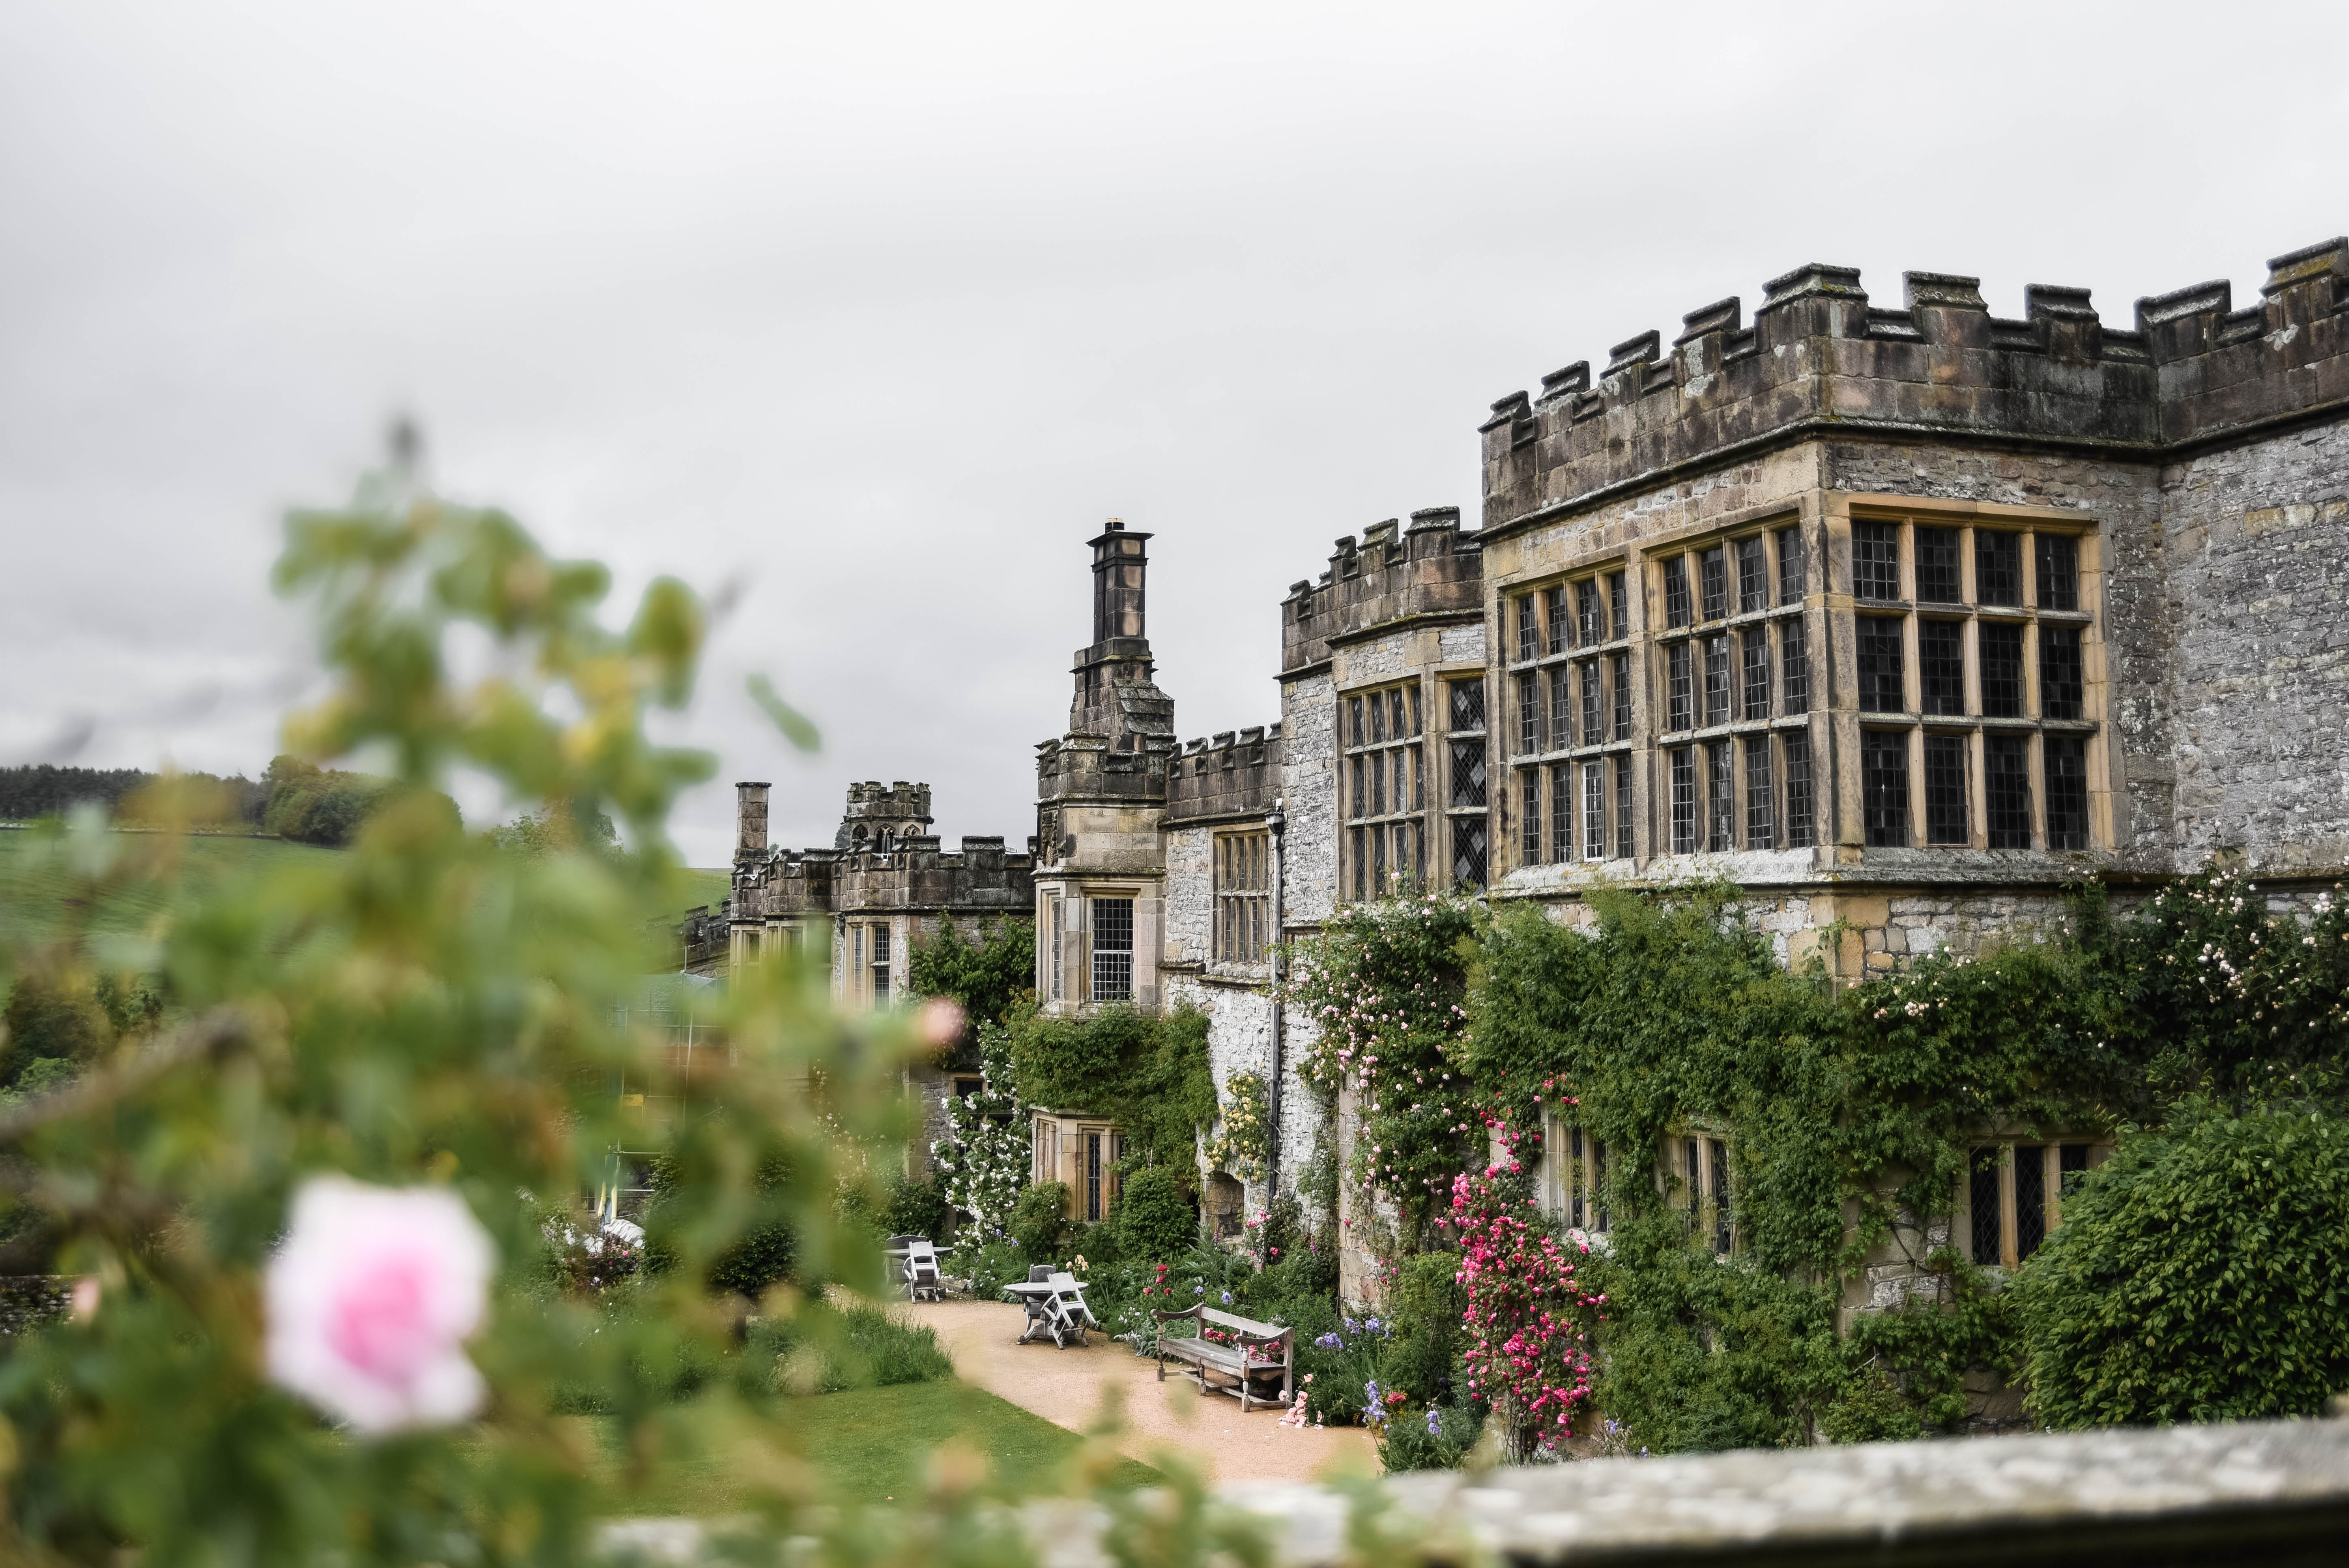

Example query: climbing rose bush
[1451,1163,1601,1458]
[265,1177,496,1433]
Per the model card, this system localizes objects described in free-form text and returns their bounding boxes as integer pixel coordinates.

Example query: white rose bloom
[265,1176,496,1433]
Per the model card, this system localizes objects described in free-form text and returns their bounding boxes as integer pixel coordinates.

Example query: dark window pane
[1711,1139,1731,1254]
[1410,685,1422,735]
[1921,620,1965,715]
[1986,735,2032,848]
[1924,735,1968,844]
[1522,769,1541,866]
[1580,659,1602,743]
[1450,679,1485,732]
[1551,769,1571,863]
[1776,525,1806,606]
[1518,672,1540,756]
[2016,1149,2046,1260]
[1783,732,1815,848]
[1373,748,1387,814]
[1917,526,1962,603]
[1544,585,1568,655]
[1854,521,1901,601]
[2046,736,2089,850]
[1780,619,1810,714]
[1858,616,1907,713]
[1703,635,1731,726]
[2036,534,2079,611]
[1549,665,1573,750]
[1608,571,1628,640]
[1700,547,1728,621]
[1451,816,1487,891]
[1863,730,1910,846]
[1668,642,1692,731]
[1373,812,1387,891]
[1670,746,1696,853]
[1664,557,1692,628]
[1743,734,1774,848]
[1612,652,1632,739]
[1349,696,1365,746]
[1970,1149,2001,1265]
[2040,626,2084,720]
[1516,596,1539,663]
[1707,741,1736,851]
[1411,745,1424,811]
[1351,825,1365,901]
[1736,536,1767,614]
[1390,689,1408,739]
[1741,629,1771,721]
[1977,530,2022,606]
[1615,753,1635,858]
[2059,1143,2089,1181]
[1450,739,1488,808]
[1577,578,1602,645]
[1582,762,1605,861]
[1980,623,2024,717]
[1349,756,1363,821]
[1370,691,1386,743]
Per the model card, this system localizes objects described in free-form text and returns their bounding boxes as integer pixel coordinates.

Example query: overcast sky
[3,2,2343,865]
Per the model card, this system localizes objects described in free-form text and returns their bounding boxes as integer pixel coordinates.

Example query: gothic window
[1736,536,1767,614]
[1699,546,1728,621]
[1980,625,2025,717]
[1517,672,1541,757]
[1776,525,1806,605]
[1854,521,1902,601]
[1581,762,1605,863]
[1740,630,1770,721]
[871,924,891,1005]
[1543,584,1568,656]
[2036,535,2079,610]
[1549,665,1572,750]
[1577,578,1603,645]
[1706,741,1735,852]
[1924,735,1969,845]
[2047,737,2090,851]
[1520,770,1541,865]
[1986,736,2032,849]
[1608,571,1628,639]
[1743,734,1774,849]
[1344,681,1425,901]
[1779,619,1809,714]
[1862,731,1910,847]
[1784,732,1816,849]
[1664,557,1692,628]
[1451,816,1488,892]
[1050,898,1064,1000]
[1702,635,1731,727]
[1216,830,1270,964]
[1515,595,1539,664]
[1917,526,1962,604]
[1858,617,1906,713]
[1614,753,1635,859]
[1975,530,2022,606]
[1090,898,1133,1002]
[2040,627,2084,720]
[1669,746,1696,854]
[1550,768,1571,865]
[1921,620,1965,716]
[1579,659,1602,744]
[1611,652,1631,738]
[1667,643,1693,732]
[1450,678,1484,733]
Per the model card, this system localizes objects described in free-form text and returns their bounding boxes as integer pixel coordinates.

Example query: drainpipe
[1262,797,1286,1266]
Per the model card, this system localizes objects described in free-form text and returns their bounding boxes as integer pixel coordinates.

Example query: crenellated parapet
[1166,724,1284,825]
[731,833,1034,923]
[1481,235,2349,534]
[1281,506,1483,676]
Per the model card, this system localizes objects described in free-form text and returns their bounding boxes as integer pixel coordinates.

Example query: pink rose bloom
[917,997,967,1048]
[266,1176,496,1433]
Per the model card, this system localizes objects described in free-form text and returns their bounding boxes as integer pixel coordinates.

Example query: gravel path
[904,1299,1378,1486]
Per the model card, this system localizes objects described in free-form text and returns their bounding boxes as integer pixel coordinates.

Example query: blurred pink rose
[265,1176,495,1433]
[918,997,967,1047]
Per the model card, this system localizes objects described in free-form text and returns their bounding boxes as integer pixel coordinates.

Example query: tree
[2011,1100,2349,1427]
[907,917,1035,1048]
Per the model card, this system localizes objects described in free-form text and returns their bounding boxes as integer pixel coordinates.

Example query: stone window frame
[1961,1138,2106,1270]
[1833,502,2108,854]
[1213,828,1271,967]
[1501,558,1638,876]
[1644,518,1818,861]
[1341,678,1429,902]
[1536,1107,1612,1236]
[1664,1131,1735,1256]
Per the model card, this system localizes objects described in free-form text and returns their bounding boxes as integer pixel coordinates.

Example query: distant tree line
[0,757,457,848]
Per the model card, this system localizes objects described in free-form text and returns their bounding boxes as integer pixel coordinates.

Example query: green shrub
[2011,1101,2349,1426]
[907,918,1036,1047]
[879,1171,950,1242]
[1113,1166,1197,1263]
[1008,1004,1216,1172]
[756,1302,955,1394]
[1010,1181,1072,1263]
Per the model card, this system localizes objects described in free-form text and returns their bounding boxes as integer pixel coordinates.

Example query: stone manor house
[702,233,2349,1318]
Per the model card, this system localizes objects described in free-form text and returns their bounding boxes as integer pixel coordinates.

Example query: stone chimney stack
[734,781,771,866]
[1091,516,1148,644]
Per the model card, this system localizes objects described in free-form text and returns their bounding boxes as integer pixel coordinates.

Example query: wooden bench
[1152,1304,1294,1412]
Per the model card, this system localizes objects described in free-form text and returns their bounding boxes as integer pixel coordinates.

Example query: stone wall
[2162,421,2349,873]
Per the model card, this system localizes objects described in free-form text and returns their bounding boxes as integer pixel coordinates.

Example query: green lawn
[587,1383,1159,1514]
[0,830,342,951]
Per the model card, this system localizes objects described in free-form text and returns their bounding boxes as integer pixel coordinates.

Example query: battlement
[1281,505,1484,675]
[1482,234,2349,534]
[1167,722,1284,824]
[730,832,1034,923]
